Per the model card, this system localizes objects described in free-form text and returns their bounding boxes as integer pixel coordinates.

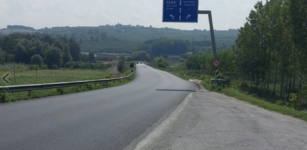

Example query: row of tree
[235,0,306,101]
[186,0,307,110]
[0,33,81,69]
[138,38,217,58]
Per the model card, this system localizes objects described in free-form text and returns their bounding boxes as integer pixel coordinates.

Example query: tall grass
[166,65,307,122]
[0,63,29,72]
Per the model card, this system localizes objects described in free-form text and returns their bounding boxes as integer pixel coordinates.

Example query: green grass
[166,68,307,122]
[0,68,136,103]
[1,74,135,102]
[0,69,126,86]
[222,88,307,122]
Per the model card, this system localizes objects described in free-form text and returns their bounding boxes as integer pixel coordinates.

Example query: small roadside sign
[162,0,199,23]
[2,73,9,84]
[212,59,220,67]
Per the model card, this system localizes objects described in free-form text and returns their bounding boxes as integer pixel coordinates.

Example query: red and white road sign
[212,59,220,67]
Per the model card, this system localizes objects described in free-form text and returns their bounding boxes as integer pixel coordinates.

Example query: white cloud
[0,0,265,30]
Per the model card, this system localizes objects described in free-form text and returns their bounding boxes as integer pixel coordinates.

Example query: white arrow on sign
[179,8,182,13]
[169,14,174,20]
[180,0,182,6]
[179,15,181,20]
[186,15,191,20]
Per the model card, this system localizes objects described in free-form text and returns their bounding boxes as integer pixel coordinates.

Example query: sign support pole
[198,11,217,59]
[198,10,219,79]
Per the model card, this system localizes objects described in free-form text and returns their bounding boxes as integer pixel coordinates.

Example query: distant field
[0,69,116,86]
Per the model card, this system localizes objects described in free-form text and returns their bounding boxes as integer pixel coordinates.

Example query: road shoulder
[134,87,307,150]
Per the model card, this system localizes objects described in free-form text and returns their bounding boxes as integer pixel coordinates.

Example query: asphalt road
[135,89,307,150]
[0,64,196,150]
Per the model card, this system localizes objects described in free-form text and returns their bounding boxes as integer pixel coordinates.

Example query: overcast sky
[0,0,265,30]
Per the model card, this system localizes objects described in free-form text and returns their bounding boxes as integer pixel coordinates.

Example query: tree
[42,34,54,45]
[45,47,63,69]
[88,29,93,35]
[151,39,188,57]
[80,54,89,62]
[88,52,95,63]
[0,49,5,64]
[117,56,126,73]
[14,44,28,63]
[186,55,201,70]
[127,51,151,62]
[154,57,169,68]
[63,45,72,63]
[69,38,80,61]
[0,33,81,66]
[1,36,17,53]
[31,54,44,66]
[290,0,307,74]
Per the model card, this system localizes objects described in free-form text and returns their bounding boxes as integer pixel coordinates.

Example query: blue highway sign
[163,0,199,23]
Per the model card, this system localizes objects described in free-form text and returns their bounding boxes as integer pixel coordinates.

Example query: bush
[117,56,127,73]
[86,83,94,90]
[30,65,39,70]
[31,54,44,66]
[57,88,64,94]
[217,87,222,91]
[0,63,29,72]
[210,85,215,91]
[0,89,11,103]
[276,100,285,106]
[239,83,249,91]
[154,57,169,68]
[40,65,48,69]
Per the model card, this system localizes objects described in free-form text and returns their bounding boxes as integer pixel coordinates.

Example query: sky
[0,0,265,30]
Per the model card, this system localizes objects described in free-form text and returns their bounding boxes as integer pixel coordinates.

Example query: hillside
[0,24,239,53]
[37,24,238,53]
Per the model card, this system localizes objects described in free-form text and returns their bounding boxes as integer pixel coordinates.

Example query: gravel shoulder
[135,86,307,150]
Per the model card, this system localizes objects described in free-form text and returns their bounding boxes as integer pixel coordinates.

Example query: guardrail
[0,73,134,94]
[211,79,230,87]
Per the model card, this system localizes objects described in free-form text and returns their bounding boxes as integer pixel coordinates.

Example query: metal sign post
[198,10,219,79]
[162,1,220,79]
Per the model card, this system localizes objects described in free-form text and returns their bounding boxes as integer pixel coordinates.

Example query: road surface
[0,64,196,150]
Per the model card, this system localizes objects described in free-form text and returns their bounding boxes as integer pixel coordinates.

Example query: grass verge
[0,69,136,103]
[167,69,307,122]
[223,88,307,122]
[0,69,125,86]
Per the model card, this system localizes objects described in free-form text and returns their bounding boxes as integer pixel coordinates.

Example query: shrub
[217,87,222,91]
[86,83,93,90]
[239,83,249,91]
[0,89,11,103]
[57,88,64,94]
[154,57,169,68]
[117,56,127,73]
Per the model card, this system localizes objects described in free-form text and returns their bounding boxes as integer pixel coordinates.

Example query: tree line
[38,24,237,53]
[235,0,306,105]
[0,33,81,69]
[186,0,307,110]
[137,38,218,59]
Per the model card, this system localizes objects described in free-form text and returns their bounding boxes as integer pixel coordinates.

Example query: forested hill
[37,25,239,53]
